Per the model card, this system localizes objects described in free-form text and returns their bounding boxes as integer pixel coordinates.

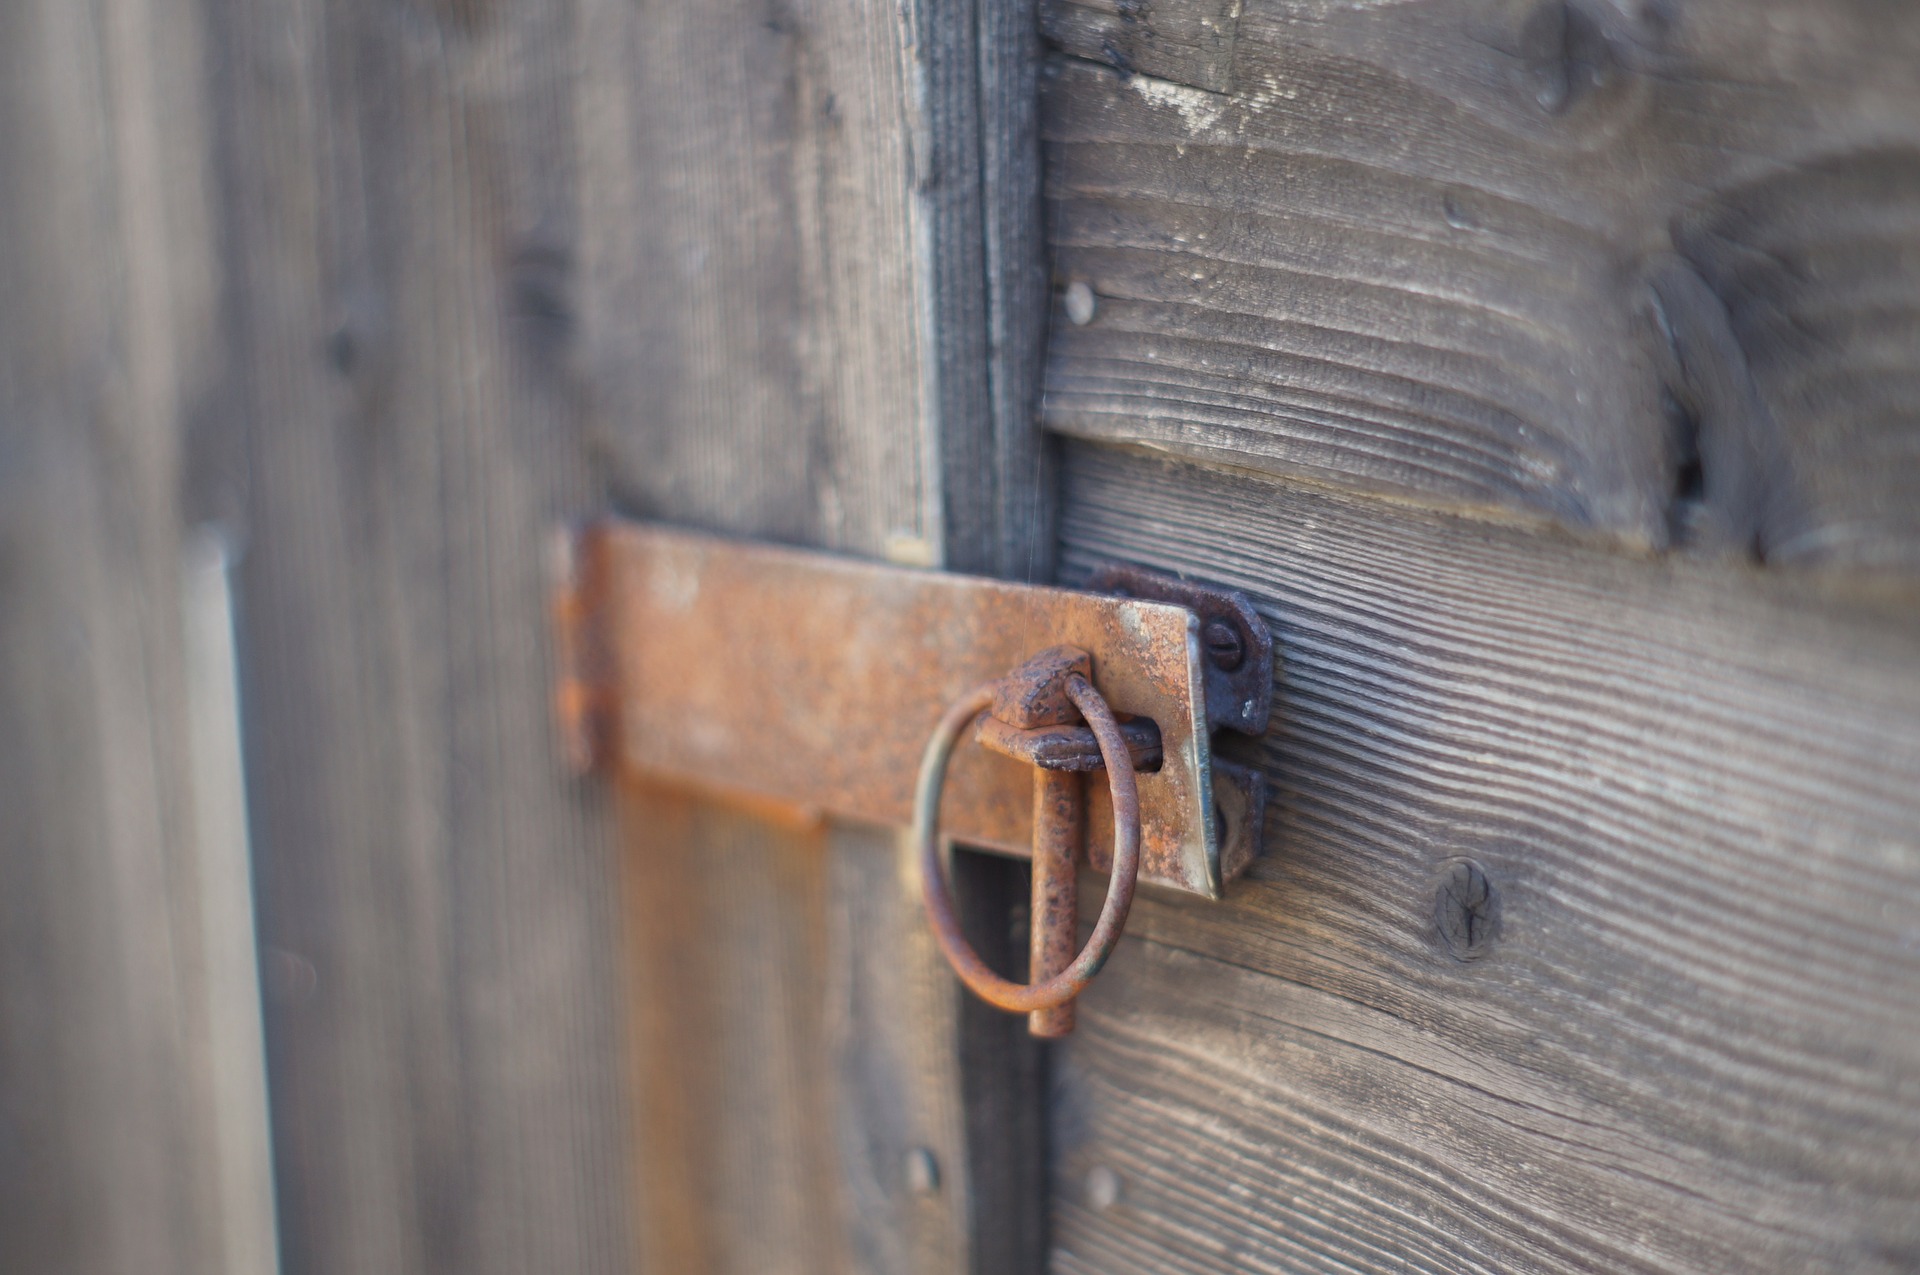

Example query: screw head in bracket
[1202,617,1246,672]
[1086,563,1273,738]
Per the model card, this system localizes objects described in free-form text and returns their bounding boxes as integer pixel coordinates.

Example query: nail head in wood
[1086,1164,1122,1211]
[1065,280,1097,326]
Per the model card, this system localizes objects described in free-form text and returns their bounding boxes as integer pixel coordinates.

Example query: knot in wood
[1434,858,1501,961]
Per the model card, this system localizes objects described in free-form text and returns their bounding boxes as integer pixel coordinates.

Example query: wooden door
[7,1,1920,1273]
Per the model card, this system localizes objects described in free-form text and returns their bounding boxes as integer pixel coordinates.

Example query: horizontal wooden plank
[1041,0,1240,93]
[1039,0,1920,565]
[1048,441,1920,1272]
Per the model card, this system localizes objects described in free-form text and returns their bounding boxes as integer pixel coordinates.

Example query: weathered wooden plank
[951,847,1051,1275]
[1042,0,1240,93]
[574,2,1051,1271]
[618,789,975,1274]
[206,0,1050,1269]
[1039,0,1920,564]
[960,0,1057,580]
[577,0,1051,576]
[0,0,275,1270]
[206,2,635,1271]
[1046,441,1920,1272]
[576,0,934,558]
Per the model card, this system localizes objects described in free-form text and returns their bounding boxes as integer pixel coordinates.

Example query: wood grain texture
[1042,0,1241,93]
[203,0,1053,1269]
[579,0,1052,576]
[577,0,934,558]
[0,0,261,1270]
[1047,441,1920,1273]
[618,789,976,1275]
[960,0,1058,580]
[575,0,1047,574]
[207,2,634,1271]
[1039,0,1920,564]
[575,2,1052,1270]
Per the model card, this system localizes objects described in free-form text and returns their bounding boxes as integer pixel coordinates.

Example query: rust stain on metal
[549,523,618,774]
[562,519,1229,895]
[1088,562,1273,737]
[989,645,1093,728]
[1027,766,1081,1038]
[968,647,1164,1035]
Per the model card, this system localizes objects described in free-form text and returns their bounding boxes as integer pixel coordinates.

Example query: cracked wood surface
[1039,0,1920,567]
[1046,442,1920,1273]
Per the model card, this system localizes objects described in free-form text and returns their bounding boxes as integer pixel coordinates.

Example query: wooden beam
[574,0,1053,1268]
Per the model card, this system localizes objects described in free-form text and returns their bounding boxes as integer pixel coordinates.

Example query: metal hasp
[917,647,1150,1037]
[552,518,1273,898]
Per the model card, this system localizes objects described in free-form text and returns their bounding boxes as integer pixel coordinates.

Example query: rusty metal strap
[552,520,1269,897]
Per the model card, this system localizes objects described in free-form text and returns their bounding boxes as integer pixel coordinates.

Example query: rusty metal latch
[552,520,1274,1034]
[917,647,1146,1037]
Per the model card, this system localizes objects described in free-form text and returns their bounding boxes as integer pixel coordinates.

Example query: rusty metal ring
[915,672,1142,1014]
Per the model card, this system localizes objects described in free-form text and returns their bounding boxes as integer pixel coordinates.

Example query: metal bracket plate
[553,520,1271,898]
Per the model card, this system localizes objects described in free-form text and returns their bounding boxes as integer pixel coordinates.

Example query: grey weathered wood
[951,848,1050,1275]
[1042,0,1240,93]
[617,790,976,1274]
[1039,0,1920,564]
[948,0,1058,580]
[577,0,1051,577]
[197,0,1051,1270]
[577,0,936,560]
[206,2,634,1271]
[0,0,272,1271]
[575,1,1052,1271]
[1046,441,1920,1273]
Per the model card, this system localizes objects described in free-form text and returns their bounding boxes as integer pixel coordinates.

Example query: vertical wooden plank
[206,1,634,1272]
[972,0,1054,584]
[618,790,851,1274]
[951,849,1049,1275]
[618,792,978,1275]
[575,0,938,558]
[0,0,250,1270]
[825,823,978,1275]
[573,0,1052,1271]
